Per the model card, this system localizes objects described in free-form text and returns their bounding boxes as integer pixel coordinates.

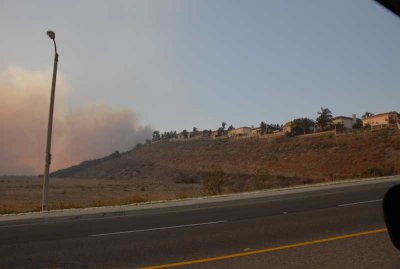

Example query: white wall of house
[332,118,353,129]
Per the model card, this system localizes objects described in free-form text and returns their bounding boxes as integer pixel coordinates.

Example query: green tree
[135,142,143,149]
[193,127,198,133]
[316,107,333,130]
[152,130,160,141]
[265,123,281,133]
[217,127,224,136]
[353,119,363,129]
[292,118,315,134]
[260,121,267,135]
[227,124,235,131]
[181,129,188,139]
[222,122,227,130]
[202,129,212,137]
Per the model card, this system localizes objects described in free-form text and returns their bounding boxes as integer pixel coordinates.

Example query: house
[228,127,252,137]
[362,111,399,127]
[211,130,219,139]
[211,129,228,139]
[283,122,293,133]
[332,114,358,130]
[176,133,187,140]
[251,127,262,136]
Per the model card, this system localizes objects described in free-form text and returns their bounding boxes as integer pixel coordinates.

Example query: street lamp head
[47,30,55,40]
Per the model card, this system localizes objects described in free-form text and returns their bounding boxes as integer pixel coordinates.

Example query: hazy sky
[1,0,400,132]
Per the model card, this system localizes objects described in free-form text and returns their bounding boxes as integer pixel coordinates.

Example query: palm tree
[316,107,333,130]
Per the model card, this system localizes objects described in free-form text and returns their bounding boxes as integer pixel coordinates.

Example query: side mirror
[383,184,400,250]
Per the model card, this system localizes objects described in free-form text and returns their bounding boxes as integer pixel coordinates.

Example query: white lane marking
[88,220,227,237]
[338,199,382,207]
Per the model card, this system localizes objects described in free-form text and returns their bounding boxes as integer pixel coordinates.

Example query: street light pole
[42,30,58,211]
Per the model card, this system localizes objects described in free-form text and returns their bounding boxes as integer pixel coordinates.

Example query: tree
[222,122,227,130]
[135,142,143,149]
[202,129,211,136]
[353,119,363,129]
[260,121,267,135]
[217,127,224,136]
[292,118,315,134]
[316,107,333,130]
[362,112,374,119]
[193,127,198,133]
[181,129,188,139]
[227,125,235,131]
[266,123,281,133]
[152,130,160,141]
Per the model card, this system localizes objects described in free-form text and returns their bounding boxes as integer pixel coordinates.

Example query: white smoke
[0,67,152,175]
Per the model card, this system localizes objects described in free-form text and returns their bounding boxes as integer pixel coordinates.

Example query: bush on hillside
[361,165,395,178]
[252,170,273,190]
[135,143,143,149]
[203,170,225,194]
[175,172,200,184]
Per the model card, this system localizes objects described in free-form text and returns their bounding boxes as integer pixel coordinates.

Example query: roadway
[1,177,400,268]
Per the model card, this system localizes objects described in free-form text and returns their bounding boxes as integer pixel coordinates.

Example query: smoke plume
[0,67,152,175]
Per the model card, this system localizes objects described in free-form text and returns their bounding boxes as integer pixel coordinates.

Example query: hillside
[52,129,400,189]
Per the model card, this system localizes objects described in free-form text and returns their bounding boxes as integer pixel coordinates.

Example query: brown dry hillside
[52,129,400,187]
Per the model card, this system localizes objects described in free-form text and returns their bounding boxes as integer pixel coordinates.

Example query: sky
[1,0,400,174]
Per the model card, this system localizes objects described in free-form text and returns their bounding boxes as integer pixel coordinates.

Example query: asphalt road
[1,178,400,269]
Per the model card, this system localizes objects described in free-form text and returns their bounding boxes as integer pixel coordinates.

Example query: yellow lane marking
[139,228,387,269]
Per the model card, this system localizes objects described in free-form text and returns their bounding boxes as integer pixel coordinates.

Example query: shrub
[285,131,293,137]
[176,192,189,199]
[360,167,384,178]
[127,195,147,204]
[203,170,225,194]
[135,143,143,149]
[175,172,200,184]
[252,170,273,190]
[360,165,394,178]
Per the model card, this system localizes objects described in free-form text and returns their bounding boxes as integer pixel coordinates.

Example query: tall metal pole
[42,31,58,211]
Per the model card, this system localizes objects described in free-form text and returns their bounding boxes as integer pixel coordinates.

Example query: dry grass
[2,128,400,214]
[0,177,203,214]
